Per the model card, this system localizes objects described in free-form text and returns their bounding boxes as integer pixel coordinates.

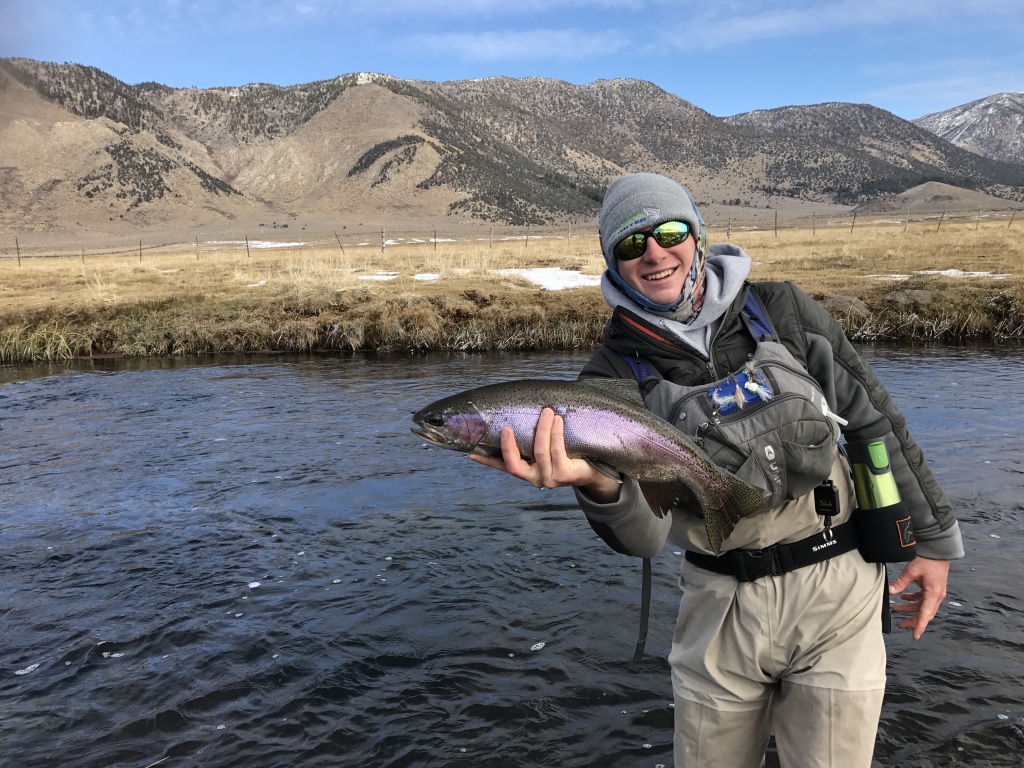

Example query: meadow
[2,215,1022,362]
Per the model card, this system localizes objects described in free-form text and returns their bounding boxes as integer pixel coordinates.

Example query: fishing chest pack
[617,287,916,567]
[617,286,916,658]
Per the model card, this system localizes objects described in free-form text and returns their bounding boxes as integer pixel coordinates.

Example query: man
[471,172,963,767]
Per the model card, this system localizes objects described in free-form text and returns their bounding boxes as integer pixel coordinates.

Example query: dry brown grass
[1,218,1022,361]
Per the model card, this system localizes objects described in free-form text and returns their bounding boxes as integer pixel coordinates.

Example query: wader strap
[740,288,778,342]
[616,353,660,397]
[632,557,652,662]
[881,565,892,634]
[685,521,859,582]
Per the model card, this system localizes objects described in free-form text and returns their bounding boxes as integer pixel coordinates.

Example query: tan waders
[669,549,886,767]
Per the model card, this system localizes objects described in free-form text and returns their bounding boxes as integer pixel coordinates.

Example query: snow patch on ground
[869,270,1011,281]
[208,240,308,249]
[493,268,601,290]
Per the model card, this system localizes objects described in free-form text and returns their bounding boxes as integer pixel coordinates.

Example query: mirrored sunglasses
[613,220,691,261]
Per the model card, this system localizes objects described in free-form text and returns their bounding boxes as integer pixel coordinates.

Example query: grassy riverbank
[2,218,1022,362]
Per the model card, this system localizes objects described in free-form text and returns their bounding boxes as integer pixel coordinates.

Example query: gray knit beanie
[598,172,709,315]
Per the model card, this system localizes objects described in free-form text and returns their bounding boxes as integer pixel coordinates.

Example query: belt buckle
[731,546,781,582]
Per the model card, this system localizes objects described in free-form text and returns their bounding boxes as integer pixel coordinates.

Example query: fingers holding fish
[487,420,559,489]
[544,412,575,487]
[541,410,609,490]
[500,424,537,482]
[468,407,608,492]
[531,407,557,487]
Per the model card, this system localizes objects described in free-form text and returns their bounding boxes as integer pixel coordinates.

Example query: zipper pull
[695,421,711,446]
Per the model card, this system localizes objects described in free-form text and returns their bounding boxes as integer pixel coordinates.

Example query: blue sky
[2,0,1023,119]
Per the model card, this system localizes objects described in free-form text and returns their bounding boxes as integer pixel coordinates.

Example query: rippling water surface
[1,347,1022,767]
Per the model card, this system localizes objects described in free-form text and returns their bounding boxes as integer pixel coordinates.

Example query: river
[0,346,1021,767]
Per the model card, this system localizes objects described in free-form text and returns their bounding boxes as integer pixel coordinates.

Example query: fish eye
[426,414,444,426]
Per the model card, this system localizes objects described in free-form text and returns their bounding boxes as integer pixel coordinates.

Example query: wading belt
[685,521,859,582]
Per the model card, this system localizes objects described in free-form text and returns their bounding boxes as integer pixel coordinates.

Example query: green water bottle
[846,439,917,562]
[847,439,902,509]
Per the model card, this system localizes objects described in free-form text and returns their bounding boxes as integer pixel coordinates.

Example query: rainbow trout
[411,378,766,553]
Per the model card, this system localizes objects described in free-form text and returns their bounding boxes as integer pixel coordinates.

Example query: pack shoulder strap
[739,286,778,342]
[615,353,661,397]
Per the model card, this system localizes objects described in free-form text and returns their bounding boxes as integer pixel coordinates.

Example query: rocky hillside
[913,92,1024,167]
[2,57,1023,237]
[725,102,1024,202]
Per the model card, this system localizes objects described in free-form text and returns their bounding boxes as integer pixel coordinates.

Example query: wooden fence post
[1009,209,1018,229]
[525,224,530,248]
[727,215,731,239]
[334,230,346,255]
[936,211,944,232]
[195,235,200,260]
[81,246,85,264]
[245,235,250,259]
[139,239,143,262]
[434,229,437,252]
[812,211,816,236]
[489,225,493,250]
[381,227,386,254]
[976,209,981,231]
[774,210,778,238]
[850,213,856,233]
[15,237,20,267]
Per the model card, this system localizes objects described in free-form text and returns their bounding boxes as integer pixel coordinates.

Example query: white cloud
[661,0,1024,49]
[332,0,649,13]
[851,54,1024,116]
[867,73,1024,118]
[413,28,626,62]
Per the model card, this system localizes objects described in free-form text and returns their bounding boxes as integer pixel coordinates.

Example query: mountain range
[1,57,1022,240]
[913,93,1024,168]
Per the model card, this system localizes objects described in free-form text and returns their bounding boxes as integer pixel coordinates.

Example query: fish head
[411,399,488,454]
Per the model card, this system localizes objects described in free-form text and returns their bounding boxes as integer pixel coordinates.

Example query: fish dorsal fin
[578,377,646,407]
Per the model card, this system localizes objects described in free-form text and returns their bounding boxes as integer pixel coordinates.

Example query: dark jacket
[576,280,964,561]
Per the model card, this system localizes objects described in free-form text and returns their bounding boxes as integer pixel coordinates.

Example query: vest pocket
[781,438,835,499]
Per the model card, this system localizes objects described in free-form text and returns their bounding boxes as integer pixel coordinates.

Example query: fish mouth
[411,423,448,446]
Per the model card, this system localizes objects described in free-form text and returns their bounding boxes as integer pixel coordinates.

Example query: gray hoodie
[601,244,752,358]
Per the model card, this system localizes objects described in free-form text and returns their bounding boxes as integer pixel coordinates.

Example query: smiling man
[473,172,963,767]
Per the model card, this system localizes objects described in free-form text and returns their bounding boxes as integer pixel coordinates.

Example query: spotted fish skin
[411,378,765,552]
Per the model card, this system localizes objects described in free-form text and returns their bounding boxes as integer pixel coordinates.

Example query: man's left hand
[888,557,950,640]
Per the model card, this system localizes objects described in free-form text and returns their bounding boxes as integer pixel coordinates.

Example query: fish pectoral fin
[638,481,681,519]
[584,458,623,483]
[469,445,503,459]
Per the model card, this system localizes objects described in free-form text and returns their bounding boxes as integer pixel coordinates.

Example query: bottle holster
[846,439,918,563]
[853,500,917,562]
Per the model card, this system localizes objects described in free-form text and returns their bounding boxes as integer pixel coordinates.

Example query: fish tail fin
[725,472,768,519]
[639,474,766,555]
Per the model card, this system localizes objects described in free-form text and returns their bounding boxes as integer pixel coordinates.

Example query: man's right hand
[468,407,622,502]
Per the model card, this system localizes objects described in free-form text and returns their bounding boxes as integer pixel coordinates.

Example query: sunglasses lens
[613,233,648,260]
[613,221,691,261]
[652,221,690,248]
